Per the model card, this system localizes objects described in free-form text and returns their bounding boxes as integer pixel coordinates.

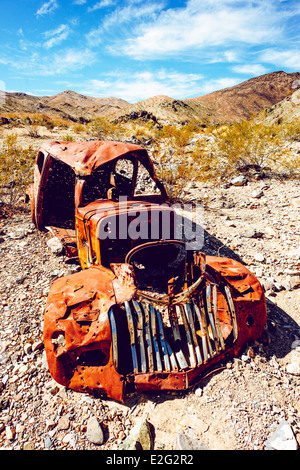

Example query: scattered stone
[231,175,247,186]
[241,228,264,238]
[286,362,300,376]
[57,416,70,431]
[265,420,298,450]
[86,416,104,445]
[119,419,153,450]
[251,189,264,198]
[8,229,27,240]
[174,432,210,450]
[23,441,35,450]
[44,435,54,450]
[254,253,265,262]
[46,237,64,255]
[5,426,15,440]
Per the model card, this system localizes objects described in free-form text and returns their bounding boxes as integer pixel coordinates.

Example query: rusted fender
[43,265,126,401]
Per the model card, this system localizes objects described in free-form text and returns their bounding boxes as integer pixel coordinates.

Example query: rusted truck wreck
[27,139,267,402]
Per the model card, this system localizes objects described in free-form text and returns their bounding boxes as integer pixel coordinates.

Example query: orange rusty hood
[39,139,153,176]
[77,199,175,228]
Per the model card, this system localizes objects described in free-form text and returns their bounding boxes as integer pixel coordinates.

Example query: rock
[286,362,300,376]
[265,420,298,450]
[291,339,300,349]
[86,415,104,445]
[62,432,77,449]
[251,189,264,198]
[23,441,35,450]
[230,175,247,186]
[32,340,43,352]
[5,426,15,440]
[241,229,264,238]
[57,416,70,431]
[44,435,54,449]
[46,237,64,255]
[262,280,276,293]
[174,432,210,450]
[254,253,265,262]
[8,228,27,240]
[119,418,154,450]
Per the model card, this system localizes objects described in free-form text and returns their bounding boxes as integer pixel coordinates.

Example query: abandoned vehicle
[26,139,267,402]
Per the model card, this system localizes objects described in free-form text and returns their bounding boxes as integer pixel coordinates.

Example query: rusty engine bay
[26,139,267,402]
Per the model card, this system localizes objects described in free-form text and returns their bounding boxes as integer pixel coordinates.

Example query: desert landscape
[0,70,299,451]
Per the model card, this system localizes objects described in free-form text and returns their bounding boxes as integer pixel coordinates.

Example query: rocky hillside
[111,94,212,125]
[185,71,300,123]
[1,71,299,125]
[258,87,300,125]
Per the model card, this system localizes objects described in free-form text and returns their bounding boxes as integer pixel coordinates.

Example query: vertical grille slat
[184,303,203,366]
[192,299,209,362]
[110,282,238,375]
[205,284,220,352]
[150,304,163,373]
[224,286,238,341]
[132,300,147,373]
[142,302,154,372]
[179,304,197,368]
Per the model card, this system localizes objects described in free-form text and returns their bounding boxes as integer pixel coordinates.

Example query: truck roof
[39,139,154,177]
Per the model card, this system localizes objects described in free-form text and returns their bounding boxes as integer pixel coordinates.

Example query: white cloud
[259,49,300,69]
[232,64,268,76]
[49,49,97,74]
[109,0,288,59]
[36,0,59,17]
[86,1,165,46]
[82,69,204,102]
[88,0,114,12]
[2,48,97,76]
[43,24,71,49]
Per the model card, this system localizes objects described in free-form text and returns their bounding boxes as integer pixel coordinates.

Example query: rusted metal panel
[38,140,156,177]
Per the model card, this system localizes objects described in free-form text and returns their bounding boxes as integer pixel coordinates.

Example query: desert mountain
[0,90,130,122]
[0,71,299,125]
[185,71,300,123]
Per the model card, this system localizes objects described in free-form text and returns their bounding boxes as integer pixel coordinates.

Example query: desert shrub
[73,123,87,134]
[160,124,194,148]
[280,119,300,141]
[0,133,35,207]
[89,117,121,139]
[212,120,293,175]
[61,133,75,141]
[26,123,41,138]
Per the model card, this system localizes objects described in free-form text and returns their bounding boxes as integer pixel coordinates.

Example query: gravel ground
[0,175,299,451]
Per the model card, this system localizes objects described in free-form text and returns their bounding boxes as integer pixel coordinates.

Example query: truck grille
[109,283,238,375]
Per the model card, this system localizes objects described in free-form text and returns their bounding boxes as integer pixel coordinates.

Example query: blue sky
[0,0,300,103]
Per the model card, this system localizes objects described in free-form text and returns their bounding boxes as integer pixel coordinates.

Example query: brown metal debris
[27,139,267,402]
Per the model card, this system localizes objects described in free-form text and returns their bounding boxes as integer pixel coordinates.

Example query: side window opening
[82,164,112,205]
[112,158,135,197]
[37,151,45,174]
[134,161,161,196]
[42,158,75,229]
